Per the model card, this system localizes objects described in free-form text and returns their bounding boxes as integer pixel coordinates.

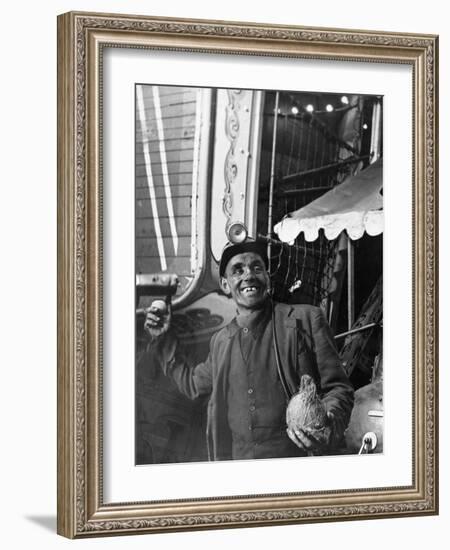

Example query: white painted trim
[136,85,167,271]
[152,85,179,255]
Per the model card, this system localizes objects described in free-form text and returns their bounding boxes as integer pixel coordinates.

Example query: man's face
[220,252,270,313]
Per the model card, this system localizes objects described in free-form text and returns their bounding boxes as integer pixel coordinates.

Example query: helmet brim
[219,240,268,277]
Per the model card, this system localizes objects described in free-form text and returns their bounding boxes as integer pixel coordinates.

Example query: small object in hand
[286,374,330,443]
[151,299,168,314]
[144,299,171,338]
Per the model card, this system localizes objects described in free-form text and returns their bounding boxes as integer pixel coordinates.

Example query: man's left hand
[287,411,335,452]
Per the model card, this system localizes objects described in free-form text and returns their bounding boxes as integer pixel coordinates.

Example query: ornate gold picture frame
[57,11,438,538]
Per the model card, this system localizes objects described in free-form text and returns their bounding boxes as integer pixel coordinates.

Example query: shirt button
[249,405,256,412]
[248,425,252,431]
[248,388,253,394]
[243,327,249,334]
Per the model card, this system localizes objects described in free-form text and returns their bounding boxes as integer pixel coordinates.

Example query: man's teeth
[243,287,258,293]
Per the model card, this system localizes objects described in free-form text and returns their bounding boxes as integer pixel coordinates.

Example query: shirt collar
[227,300,272,339]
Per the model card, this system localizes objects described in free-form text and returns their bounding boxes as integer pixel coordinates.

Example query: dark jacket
[158,302,354,461]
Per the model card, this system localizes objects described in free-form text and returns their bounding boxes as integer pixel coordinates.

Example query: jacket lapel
[274,304,298,397]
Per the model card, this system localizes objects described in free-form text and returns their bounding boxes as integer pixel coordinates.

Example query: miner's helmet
[219,222,268,278]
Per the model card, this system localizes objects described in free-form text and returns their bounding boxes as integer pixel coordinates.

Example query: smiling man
[145,237,354,461]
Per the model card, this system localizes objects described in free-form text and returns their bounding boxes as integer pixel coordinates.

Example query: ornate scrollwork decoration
[222,89,242,220]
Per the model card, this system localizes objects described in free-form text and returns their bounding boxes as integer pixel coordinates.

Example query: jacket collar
[224,301,297,338]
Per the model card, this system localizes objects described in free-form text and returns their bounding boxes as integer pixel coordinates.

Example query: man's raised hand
[144,300,172,339]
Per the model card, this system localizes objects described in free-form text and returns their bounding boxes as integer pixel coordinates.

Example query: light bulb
[291,106,299,115]
[326,104,334,112]
[306,104,314,113]
[341,95,349,105]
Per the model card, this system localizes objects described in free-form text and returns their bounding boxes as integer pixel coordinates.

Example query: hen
[286,374,331,447]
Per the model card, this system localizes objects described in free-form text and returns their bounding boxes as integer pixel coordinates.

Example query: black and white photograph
[135,84,383,466]
[0,0,444,545]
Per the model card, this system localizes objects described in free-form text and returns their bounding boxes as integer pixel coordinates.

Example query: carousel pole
[267,91,280,273]
[347,236,355,330]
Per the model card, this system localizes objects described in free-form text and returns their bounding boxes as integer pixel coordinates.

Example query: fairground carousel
[135,85,383,464]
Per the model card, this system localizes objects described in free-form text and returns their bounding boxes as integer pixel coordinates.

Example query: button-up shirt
[227,304,305,459]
